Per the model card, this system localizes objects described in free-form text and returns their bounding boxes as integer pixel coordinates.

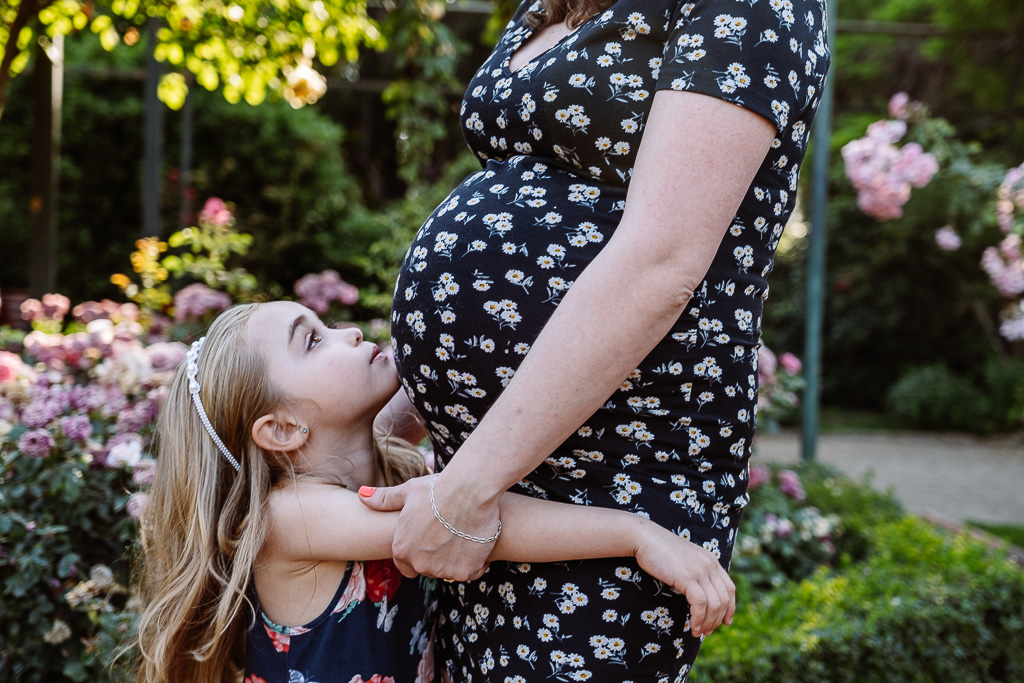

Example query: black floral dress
[390,0,829,680]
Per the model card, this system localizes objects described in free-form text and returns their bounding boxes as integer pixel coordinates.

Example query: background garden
[1,0,1023,680]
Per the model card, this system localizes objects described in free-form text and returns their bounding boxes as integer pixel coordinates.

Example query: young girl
[134,301,735,683]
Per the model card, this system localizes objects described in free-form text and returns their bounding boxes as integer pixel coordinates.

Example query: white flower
[107,436,143,468]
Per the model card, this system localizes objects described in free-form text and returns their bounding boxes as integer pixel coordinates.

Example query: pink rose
[333,561,367,615]
[748,464,771,491]
[779,352,802,375]
[888,92,910,120]
[199,197,233,227]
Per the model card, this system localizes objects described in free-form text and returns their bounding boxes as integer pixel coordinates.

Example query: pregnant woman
[373,0,830,680]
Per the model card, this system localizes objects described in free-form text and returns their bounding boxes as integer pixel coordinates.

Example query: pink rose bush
[981,164,1024,341]
[1,204,373,678]
[847,94,1024,345]
[734,465,840,591]
[757,344,804,428]
[1,294,187,675]
[841,97,939,221]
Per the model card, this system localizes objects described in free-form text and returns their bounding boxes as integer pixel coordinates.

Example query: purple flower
[60,415,93,443]
[145,342,187,372]
[132,458,157,486]
[294,269,359,314]
[126,492,149,519]
[173,284,231,323]
[777,469,806,502]
[21,399,61,429]
[72,299,140,324]
[18,429,56,458]
[774,518,795,538]
[934,225,962,252]
[116,401,157,433]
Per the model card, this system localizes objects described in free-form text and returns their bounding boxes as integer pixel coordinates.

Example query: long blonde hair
[525,0,616,29]
[134,303,425,682]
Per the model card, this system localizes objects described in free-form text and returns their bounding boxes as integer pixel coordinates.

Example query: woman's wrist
[437,451,512,510]
[431,466,505,538]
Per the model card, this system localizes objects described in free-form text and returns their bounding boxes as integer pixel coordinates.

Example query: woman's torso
[389,0,829,679]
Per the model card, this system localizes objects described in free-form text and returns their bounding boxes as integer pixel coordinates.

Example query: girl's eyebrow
[287,315,308,346]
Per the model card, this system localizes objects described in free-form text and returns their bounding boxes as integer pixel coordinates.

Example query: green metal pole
[801,0,837,461]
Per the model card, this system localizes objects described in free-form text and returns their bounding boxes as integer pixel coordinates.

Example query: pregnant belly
[389,157,626,456]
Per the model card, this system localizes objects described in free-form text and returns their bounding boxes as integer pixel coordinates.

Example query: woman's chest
[459,0,677,180]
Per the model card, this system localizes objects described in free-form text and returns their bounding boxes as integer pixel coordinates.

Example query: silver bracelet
[429,475,502,544]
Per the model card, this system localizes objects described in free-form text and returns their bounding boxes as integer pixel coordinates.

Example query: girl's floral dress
[244,560,437,683]
[390,0,830,680]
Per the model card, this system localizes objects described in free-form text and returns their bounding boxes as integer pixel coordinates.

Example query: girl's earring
[301,427,308,434]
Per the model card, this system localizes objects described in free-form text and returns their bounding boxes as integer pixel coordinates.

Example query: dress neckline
[504,8,603,75]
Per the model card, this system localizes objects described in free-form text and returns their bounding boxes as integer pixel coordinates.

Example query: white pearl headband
[186,337,241,472]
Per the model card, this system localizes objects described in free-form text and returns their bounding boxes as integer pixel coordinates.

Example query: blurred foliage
[762,0,1024,415]
[4,0,1023,422]
[0,0,382,118]
[885,357,1024,433]
[695,461,1023,682]
[694,515,1024,682]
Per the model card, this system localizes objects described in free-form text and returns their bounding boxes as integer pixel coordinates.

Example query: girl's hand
[359,474,500,580]
[633,522,736,638]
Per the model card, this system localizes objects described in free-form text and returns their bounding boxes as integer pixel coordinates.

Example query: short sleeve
[655,0,830,131]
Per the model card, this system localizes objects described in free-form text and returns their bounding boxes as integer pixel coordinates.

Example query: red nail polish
[358,486,375,497]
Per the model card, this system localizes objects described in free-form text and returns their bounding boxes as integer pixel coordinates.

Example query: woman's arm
[269,481,735,637]
[365,89,776,580]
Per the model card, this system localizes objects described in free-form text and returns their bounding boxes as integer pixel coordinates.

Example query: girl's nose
[347,326,363,345]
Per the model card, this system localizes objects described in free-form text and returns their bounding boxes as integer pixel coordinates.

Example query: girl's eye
[307,333,323,350]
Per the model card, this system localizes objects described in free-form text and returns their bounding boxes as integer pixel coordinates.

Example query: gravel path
[752,430,1024,525]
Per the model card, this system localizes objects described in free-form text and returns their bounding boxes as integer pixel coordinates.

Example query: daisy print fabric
[390,0,829,680]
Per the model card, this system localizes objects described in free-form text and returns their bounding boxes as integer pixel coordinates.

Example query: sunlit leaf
[157,72,188,110]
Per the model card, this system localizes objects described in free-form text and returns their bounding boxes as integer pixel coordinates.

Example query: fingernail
[358,486,375,497]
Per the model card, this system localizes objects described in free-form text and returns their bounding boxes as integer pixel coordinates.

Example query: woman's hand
[359,473,501,580]
[633,521,736,638]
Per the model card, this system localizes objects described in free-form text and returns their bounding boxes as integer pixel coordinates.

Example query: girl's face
[248,302,399,428]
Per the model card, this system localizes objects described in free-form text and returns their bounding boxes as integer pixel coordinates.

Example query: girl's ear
[252,414,307,453]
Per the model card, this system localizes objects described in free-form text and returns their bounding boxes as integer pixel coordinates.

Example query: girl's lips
[370,346,385,364]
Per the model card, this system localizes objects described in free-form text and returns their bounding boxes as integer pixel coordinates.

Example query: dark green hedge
[693,517,1024,682]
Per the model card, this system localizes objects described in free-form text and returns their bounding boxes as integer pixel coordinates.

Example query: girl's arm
[267,481,735,637]
[369,90,776,582]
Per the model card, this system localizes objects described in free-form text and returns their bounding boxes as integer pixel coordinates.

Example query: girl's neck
[299,422,384,489]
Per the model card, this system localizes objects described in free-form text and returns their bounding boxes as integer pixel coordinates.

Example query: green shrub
[982,356,1024,430]
[796,461,905,563]
[885,364,991,431]
[696,517,1024,682]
